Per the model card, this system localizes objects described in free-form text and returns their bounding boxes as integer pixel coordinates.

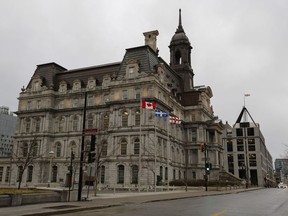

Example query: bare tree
[12,137,41,189]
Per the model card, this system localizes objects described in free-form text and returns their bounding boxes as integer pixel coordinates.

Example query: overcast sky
[1,0,288,161]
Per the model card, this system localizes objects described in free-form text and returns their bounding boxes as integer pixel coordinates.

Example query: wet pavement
[0,187,262,216]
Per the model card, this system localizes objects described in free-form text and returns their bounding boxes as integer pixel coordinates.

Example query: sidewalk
[0,187,261,216]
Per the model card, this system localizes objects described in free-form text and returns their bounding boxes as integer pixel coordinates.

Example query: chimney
[143,30,159,52]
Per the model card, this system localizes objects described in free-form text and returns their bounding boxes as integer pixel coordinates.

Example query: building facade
[10,10,225,189]
[0,106,16,184]
[222,107,273,187]
[274,158,288,184]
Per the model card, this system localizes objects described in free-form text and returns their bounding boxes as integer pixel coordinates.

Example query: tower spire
[176,8,184,33]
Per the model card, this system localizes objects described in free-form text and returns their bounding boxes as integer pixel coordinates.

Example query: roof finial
[176,8,184,33]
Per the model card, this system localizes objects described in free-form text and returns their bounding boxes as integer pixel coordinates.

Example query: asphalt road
[53,188,288,216]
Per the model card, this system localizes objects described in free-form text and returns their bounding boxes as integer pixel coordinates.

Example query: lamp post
[48,150,54,187]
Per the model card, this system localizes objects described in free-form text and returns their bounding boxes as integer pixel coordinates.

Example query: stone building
[11,10,224,189]
[222,107,274,187]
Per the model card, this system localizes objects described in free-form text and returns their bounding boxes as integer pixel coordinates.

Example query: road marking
[211,210,226,216]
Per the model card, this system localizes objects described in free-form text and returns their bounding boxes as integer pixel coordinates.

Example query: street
[53,188,288,216]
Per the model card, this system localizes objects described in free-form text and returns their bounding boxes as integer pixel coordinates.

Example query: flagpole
[138,96,142,192]
[154,111,157,192]
[167,116,170,191]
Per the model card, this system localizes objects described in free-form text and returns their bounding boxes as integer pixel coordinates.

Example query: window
[0,167,3,182]
[131,165,138,184]
[73,98,79,108]
[227,154,234,174]
[87,114,94,129]
[247,128,254,136]
[56,143,61,157]
[52,166,57,182]
[165,167,168,180]
[117,165,124,184]
[102,141,108,156]
[5,167,10,182]
[27,101,32,110]
[22,143,28,157]
[135,88,140,99]
[237,139,244,151]
[72,116,78,131]
[36,100,41,109]
[249,154,257,166]
[25,118,31,133]
[160,166,163,180]
[120,139,127,155]
[32,142,38,157]
[227,139,233,152]
[17,166,23,182]
[134,138,139,155]
[135,109,140,126]
[58,117,65,132]
[236,128,243,136]
[248,139,255,151]
[191,129,197,142]
[129,67,135,79]
[237,154,245,167]
[35,118,41,132]
[122,90,128,100]
[27,166,33,182]
[103,113,109,129]
[100,166,105,183]
[122,111,129,127]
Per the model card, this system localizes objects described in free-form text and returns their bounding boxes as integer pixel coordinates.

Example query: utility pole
[78,91,87,201]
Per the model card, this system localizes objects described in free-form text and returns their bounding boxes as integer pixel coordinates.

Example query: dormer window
[59,81,67,94]
[31,75,43,92]
[129,67,135,79]
[126,59,139,79]
[87,77,96,90]
[72,80,81,92]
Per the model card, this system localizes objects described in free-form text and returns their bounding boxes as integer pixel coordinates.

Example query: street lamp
[48,150,54,187]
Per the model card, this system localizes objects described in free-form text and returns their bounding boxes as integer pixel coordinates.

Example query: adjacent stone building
[222,107,273,187]
[11,10,225,188]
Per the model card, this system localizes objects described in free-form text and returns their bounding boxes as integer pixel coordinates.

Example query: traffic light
[205,163,212,172]
[200,143,205,152]
[88,135,96,163]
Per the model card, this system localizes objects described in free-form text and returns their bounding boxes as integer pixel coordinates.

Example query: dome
[170,32,190,45]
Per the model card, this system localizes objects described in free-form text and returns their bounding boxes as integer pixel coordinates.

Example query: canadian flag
[142,100,156,109]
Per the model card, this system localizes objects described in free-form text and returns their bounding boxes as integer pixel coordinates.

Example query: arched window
[59,117,65,132]
[35,117,41,132]
[25,118,31,133]
[134,138,139,155]
[160,166,163,180]
[131,165,138,184]
[27,166,33,182]
[56,143,61,157]
[72,116,78,131]
[117,165,124,184]
[22,143,28,157]
[103,113,109,129]
[52,166,57,182]
[87,114,94,129]
[17,166,23,182]
[135,109,140,126]
[122,110,129,127]
[100,166,105,183]
[120,139,127,155]
[32,141,38,157]
[175,50,182,64]
[165,167,168,180]
[102,141,108,156]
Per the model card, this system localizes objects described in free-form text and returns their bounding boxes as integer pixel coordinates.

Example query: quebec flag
[155,109,168,118]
